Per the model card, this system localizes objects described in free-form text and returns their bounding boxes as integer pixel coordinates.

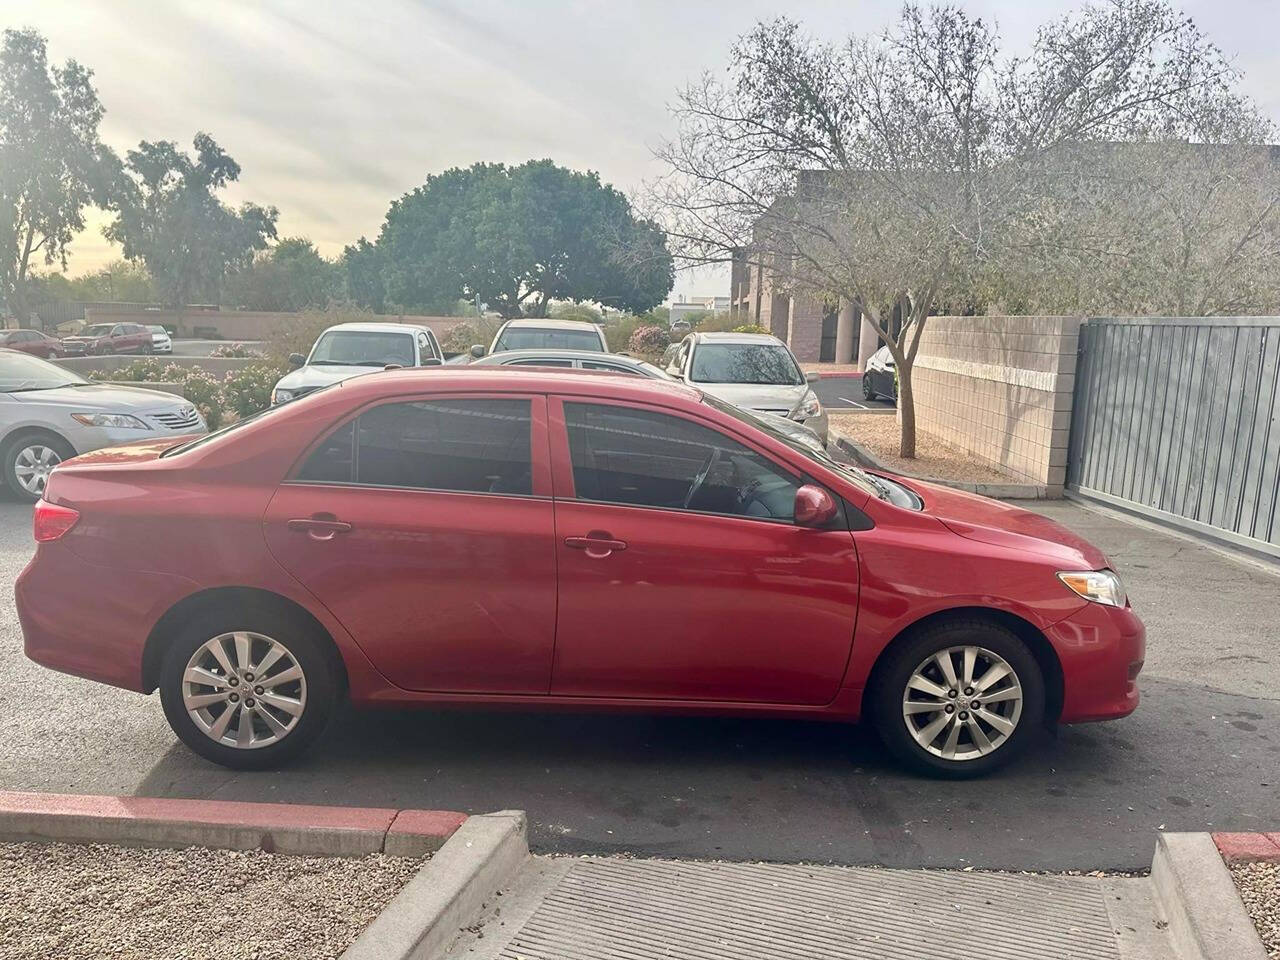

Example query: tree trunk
[897,361,916,459]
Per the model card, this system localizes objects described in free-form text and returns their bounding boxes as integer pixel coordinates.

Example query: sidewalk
[446,856,1173,960]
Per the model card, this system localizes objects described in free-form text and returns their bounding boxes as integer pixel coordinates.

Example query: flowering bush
[88,360,227,430]
[221,364,280,418]
[626,324,670,358]
[208,342,262,358]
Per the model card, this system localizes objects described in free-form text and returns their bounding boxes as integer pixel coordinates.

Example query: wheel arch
[1,424,77,455]
[859,605,1064,724]
[142,586,349,695]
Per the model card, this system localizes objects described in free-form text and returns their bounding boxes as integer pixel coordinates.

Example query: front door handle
[564,533,628,558]
[288,516,353,541]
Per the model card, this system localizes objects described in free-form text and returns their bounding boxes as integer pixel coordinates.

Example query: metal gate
[1068,317,1280,560]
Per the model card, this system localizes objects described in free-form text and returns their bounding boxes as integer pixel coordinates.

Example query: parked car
[474,318,608,357]
[471,348,826,452]
[0,329,64,359]
[666,332,828,445]
[271,322,444,405]
[670,318,692,334]
[146,325,173,354]
[862,345,898,403]
[60,322,154,356]
[17,367,1143,777]
[0,349,206,501]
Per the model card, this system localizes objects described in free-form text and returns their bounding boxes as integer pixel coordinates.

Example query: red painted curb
[0,790,465,857]
[1212,831,1280,864]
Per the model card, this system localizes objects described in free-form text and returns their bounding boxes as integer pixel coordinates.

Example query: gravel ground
[0,841,422,960]
[1233,861,1280,959]
[828,411,1016,483]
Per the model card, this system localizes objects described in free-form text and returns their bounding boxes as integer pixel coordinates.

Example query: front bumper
[1048,600,1145,723]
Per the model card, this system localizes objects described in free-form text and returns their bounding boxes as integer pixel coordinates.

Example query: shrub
[627,324,670,359]
[222,364,280,418]
[442,316,502,354]
[209,342,262,358]
[732,323,769,335]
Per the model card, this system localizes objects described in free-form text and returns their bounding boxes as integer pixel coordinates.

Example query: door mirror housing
[288,352,306,369]
[805,371,820,383]
[470,344,487,358]
[794,484,838,528]
[420,356,442,366]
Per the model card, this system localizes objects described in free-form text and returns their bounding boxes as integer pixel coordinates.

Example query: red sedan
[0,329,63,358]
[15,369,1144,777]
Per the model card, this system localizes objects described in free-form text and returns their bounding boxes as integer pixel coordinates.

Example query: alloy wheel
[13,444,63,497]
[901,645,1024,761]
[181,631,307,749]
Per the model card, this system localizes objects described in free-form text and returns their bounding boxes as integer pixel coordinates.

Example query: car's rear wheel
[1,432,75,502]
[862,375,876,400]
[158,605,340,769]
[869,619,1044,778]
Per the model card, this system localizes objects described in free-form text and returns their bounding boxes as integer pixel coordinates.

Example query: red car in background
[59,321,154,356]
[14,368,1144,777]
[0,329,64,358]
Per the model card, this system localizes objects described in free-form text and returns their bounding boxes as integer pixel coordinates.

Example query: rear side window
[563,402,798,521]
[297,399,532,495]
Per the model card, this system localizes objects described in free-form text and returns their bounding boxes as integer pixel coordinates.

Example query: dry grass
[829,411,1017,484]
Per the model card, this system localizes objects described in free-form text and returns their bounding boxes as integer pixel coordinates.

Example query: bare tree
[654,1,1262,457]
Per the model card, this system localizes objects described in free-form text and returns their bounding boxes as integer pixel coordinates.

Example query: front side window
[563,402,798,521]
[690,343,803,385]
[297,398,532,495]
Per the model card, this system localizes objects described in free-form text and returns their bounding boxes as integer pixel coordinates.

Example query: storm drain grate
[499,858,1121,960]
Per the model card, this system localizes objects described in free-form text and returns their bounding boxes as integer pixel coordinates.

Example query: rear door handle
[288,517,353,541]
[564,534,627,558]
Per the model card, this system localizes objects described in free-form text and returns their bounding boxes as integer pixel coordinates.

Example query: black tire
[869,618,1044,779]
[158,603,341,769]
[862,374,876,401]
[1,431,75,502]
[142,341,153,355]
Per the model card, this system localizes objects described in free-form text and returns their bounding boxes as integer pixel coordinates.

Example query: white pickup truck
[271,322,447,405]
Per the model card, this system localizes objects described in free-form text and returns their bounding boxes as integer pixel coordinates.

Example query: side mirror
[470,344,486,358]
[288,353,306,369]
[420,356,442,367]
[794,484,837,528]
[805,371,821,383]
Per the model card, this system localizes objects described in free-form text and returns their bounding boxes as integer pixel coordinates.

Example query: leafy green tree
[340,237,386,312]
[0,29,115,322]
[107,133,277,308]
[377,160,673,318]
[226,237,337,311]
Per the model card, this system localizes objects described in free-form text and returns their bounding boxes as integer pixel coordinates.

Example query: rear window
[493,327,604,352]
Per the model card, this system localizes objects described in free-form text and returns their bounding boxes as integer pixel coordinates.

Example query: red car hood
[899,477,1110,570]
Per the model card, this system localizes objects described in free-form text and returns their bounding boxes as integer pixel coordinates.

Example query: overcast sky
[6,0,1279,299]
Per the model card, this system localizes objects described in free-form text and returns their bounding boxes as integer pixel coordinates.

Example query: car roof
[499,318,602,331]
[693,332,785,345]
[322,322,427,335]
[473,349,643,365]
[334,365,701,405]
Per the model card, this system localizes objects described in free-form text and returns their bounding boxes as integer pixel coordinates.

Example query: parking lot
[1,495,1276,871]
[811,372,894,411]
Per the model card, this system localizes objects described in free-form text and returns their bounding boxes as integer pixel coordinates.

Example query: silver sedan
[0,349,207,501]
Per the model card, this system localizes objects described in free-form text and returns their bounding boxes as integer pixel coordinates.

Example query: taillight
[33,501,80,542]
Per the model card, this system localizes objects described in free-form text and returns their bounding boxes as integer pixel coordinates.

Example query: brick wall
[912,316,1080,491]
[787,295,825,362]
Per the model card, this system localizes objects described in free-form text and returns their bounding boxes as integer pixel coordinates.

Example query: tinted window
[690,343,803,385]
[507,358,574,367]
[299,399,533,494]
[564,402,798,521]
[494,328,603,351]
[580,360,639,375]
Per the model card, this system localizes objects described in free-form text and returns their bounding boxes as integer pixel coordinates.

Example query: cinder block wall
[912,316,1080,491]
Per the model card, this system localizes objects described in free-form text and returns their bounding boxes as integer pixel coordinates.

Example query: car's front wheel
[869,619,1044,778]
[158,605,340,769]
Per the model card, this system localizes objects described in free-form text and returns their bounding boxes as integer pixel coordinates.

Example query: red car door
[547,397,860,705]
[262,393,558,694]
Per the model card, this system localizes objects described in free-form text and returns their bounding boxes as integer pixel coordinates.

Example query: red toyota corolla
[15,368,1144,777]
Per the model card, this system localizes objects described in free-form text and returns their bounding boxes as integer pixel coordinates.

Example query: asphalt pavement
[812,372,894,411]
[0,496,1275,871]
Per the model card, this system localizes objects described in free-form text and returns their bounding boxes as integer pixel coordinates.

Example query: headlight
[1057,569,1126,607]
[271,388,294,405]
[792,391,822,419]
[71,412,148,429]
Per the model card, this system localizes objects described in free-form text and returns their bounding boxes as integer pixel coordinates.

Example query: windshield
[690,343,803,385]
[494,328,604,352]
[309,330,414,367]
[80,324,114,337]
[700,393,887,501]
[0,352,89,392]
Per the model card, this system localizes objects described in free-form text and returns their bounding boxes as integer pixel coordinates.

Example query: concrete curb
[341,810,529,960]
[0,790,465,857]
[832,434,1052,500]
[1151,832,1267,960]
